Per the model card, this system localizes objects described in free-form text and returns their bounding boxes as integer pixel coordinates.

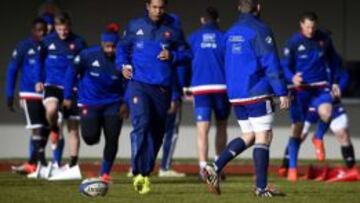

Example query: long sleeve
[64,54,83,100]
[116,23,135,70]
[5,44,25,98]
[281,40,296,84]
[255,29,288,96]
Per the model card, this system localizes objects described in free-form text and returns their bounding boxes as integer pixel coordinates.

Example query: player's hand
[63,99,72,110]
[332,84,341,98]
[292,73,303,86]
[119,103,129,119]
[35,82,44,93]
[158,48,172,61]
[122,65,133,80]
[279,96,290,110]
[183,87,193,101]
[168,101,178,114]
[7,97,15,112]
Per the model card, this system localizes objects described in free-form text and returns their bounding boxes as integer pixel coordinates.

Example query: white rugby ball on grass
[79,178,109,197]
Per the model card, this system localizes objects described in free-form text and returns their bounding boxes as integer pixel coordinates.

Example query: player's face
[146,0,166,22]
[55,24,71,40]
[102,42,116,57]
[32,23,47,41]
[300,19,317,38]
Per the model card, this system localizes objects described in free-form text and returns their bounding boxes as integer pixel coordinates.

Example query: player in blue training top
[279,63,357,178]
[64,24,128,183]
[116,0,191,195]
[202,0,289,197]
[281,12,341,181]
[6,18,49,176]
[35,12,87,174]
[187,7,230,179]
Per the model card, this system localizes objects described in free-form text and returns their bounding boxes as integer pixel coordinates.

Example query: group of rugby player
[5,0,357,197]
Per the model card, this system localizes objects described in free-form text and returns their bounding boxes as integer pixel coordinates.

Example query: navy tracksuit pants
[129,80,171,176]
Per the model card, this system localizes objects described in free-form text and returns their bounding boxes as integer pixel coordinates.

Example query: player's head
[146,0,168,22]
[238,0,261,16]
[31,17,47,41]
[101,23,120,57]
[41,13,55,34]
[54,12,72,40]
[200,6,219,25]
[299,12,318,38]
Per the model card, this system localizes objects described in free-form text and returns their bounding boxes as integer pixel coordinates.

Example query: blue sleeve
[116,23,135,70]
[254,29,288,96]
[64,54,84,100]
[336,67,349,92]
[325,38,341,84]
[34,42,47,83]
[281,40,296,83]
[171,30,192,65]
[5,44,25,98]
[171,72,181,101]
[123,82,130,107]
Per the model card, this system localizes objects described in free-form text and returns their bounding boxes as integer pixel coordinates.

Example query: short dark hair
[32,17,47,28]
[145,0,168,5]
[238,0,259,13]
[54,12,72,25]
[202,6,219,22]
[299,11,318,23]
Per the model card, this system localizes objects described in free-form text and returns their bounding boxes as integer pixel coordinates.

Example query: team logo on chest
[49,43,56,50]
[136,29,144,36]
[91,60,100,67]
[28,48,35,55]
[298,44,306,51]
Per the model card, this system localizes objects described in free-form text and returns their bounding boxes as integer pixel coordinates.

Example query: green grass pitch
[1,172,360,203]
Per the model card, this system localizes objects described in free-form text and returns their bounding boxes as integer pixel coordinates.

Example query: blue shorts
[193,93,230,122]
[290,89,333,123]
[233,99,274,133]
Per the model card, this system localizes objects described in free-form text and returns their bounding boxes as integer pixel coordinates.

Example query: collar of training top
[144,13,173,26]
[238,13,258,21]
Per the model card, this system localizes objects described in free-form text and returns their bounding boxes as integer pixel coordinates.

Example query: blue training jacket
[187,23,227,95]
[224,14,287,105]
[64,46,125,106]
[282,30,340,89]
[5,37,43,100]
[116,14,192,87]
[35,32,87,88]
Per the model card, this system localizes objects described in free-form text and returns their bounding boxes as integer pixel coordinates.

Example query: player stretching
[187,7,230,179]
[35,12,86,174]
[202,0,289,197]
[281,12,341,181]
[117,0,191,194]
[64,24,127,183]
[6,18,49,176]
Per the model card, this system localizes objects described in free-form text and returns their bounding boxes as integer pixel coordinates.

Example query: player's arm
[34,41,47,92]
[170,29,192,65]
[281,40,299,85]
[254,29,289,109]
[169,72,181,114]
[63,53,84,108]
[5,43,25,111]
[116,23,135,79]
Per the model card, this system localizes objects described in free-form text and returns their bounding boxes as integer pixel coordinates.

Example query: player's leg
[330,113,355,169]
[43,86,62,144]
[101,102,123,182]
[213,94,230,161]
[286,90,309,181]
[128,81,151,193]
[64,99,81,167]
[194,95,212,173]
[203,105,254,195]
[159,107,184,177]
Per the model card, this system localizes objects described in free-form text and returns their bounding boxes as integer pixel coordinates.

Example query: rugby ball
[79,178,109,197]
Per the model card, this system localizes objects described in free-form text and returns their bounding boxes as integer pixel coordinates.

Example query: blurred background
[0,0,359,159]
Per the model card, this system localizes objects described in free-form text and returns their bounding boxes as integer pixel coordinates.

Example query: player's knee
[292,123,304,137]
[82,132,100,145]
[318,104,332,122]
[255,131,273,146]
[335,130,350,145]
